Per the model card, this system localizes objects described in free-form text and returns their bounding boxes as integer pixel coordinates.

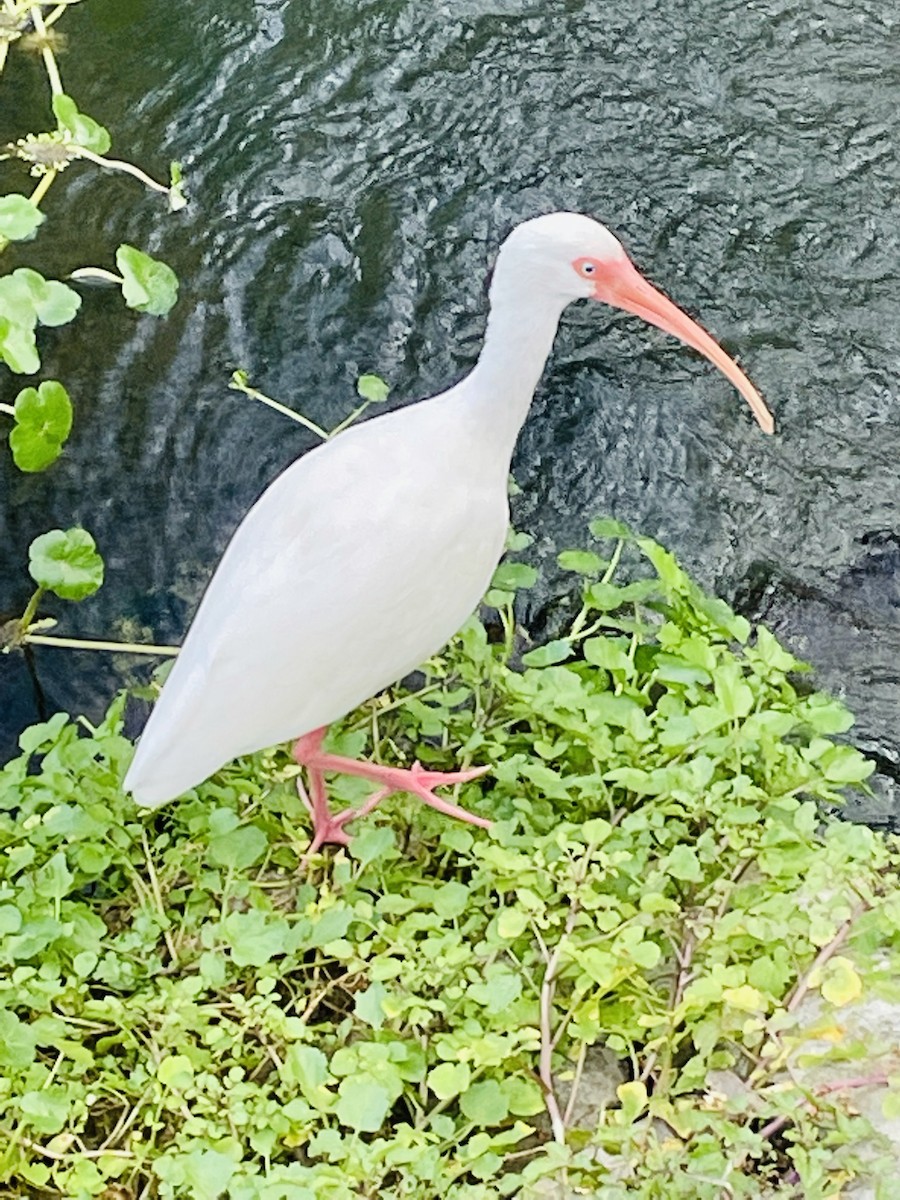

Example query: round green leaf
[428,1061,471,1100]
[459,1079,509,1126]
[335,1076,391,1132]
[14,268,82,327]
[9,381,72,472]
[0,195,45,242]
[356,373,389,403]
[208,823,267,870]
[116,244,179,316]
[28,527,104,600]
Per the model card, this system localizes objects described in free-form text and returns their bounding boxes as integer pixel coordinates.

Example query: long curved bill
[594,259,775,434]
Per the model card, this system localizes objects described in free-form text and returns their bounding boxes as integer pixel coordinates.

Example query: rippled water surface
[2,0,899,822]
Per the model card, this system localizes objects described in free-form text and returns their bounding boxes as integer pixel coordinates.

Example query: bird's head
[496,212,774,434]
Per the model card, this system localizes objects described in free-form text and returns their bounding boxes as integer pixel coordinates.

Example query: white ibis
[124,212,773,849]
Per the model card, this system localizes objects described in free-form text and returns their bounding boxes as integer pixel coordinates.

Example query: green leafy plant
[1,2,183,656]
[2,379,72,470]
[0,527,897,1198]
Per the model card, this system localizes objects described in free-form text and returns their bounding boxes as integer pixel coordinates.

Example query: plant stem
[0,402,15,416]
[19,586,44,633]
[30,5,63,95]
[230,375,329,440]
[328,401,371,438]
[24,633,180,656]
[71,146,171,195]
[30,168,58,207]
[43,3,69,29]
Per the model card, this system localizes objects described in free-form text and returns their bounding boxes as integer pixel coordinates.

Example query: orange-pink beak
[586,257,774,434]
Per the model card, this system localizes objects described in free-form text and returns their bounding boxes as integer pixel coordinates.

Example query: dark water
[2,0,899,824]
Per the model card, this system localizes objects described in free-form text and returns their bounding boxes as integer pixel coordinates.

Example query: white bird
[125,212,773,850]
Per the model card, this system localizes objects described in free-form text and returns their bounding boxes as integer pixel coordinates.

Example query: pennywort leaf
[0,195,45,241]
[53,93,112,154]
[28,527,104,600]
[356,373,389,403]
[116,244,179,316]
[8,380,73,472]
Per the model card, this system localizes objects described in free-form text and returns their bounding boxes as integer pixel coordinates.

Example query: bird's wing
[125,398,508,806]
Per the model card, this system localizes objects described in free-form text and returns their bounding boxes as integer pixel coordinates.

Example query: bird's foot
[294,727,492,848]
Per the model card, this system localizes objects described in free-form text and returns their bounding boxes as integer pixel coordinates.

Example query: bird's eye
[574,258,598,278]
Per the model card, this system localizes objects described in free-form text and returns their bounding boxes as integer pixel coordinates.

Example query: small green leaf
[616,1080,648,1122]
[468,967,522,1014]
[18,1089,70,1135]
[496,908,529,940]
[335,1076,391,1132]
[28,528,104,600]
[168,160,188,211]
[0,195,45,241]
[722,984,765,1012]
[10,267,81,327]
[208,823,267,870]
[501,1075,545,1116]
[460,1079,509,1126]
[350,825,396,866]
[821,957,863,1007]
[116,244,179,316]
[428,1061,471,1099]
[53,93,112,154]
[589,516,630,540]
[432,880,470,919]
[491,562,538,592]
[0,316,39,374]
[665,844,703,883]
[9,380,73,472]
[521,639,571,667]
[557,549,604,575]
[356,373,389,403]
[354,982,388,1030]
[158,1055,194,1088]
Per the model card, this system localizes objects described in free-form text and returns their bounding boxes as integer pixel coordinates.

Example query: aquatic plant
[0,2,180,651]
[0,527,896,1198]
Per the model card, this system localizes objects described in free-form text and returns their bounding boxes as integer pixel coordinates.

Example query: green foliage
[0,267,81,373]
[52,92,112,155]
[2,8,183,638]
[356,373,390,403]
[0,195,44,241]
[116,243,180,316]
[0,530,895,1197]
[28,527,104,600]
[8,379,72,471]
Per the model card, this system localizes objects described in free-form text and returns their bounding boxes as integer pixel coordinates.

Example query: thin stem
[328,400,372,438]
[71,146,170,195]
[19,586,44,633]
[24,633,180,656]
[0,402,15,417]
[229,373,329,439]
[30,5,63,95]
[29,167,57,207]
[43,3,70,29]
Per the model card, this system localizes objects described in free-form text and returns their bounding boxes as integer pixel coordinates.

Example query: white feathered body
[124,388,511,807]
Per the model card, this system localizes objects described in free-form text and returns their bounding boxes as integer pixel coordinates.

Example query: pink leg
[293,726,491,849]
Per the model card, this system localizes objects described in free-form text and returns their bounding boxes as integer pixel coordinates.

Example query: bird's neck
[463,284,567,460]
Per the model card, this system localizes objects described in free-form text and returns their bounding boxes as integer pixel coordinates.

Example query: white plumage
[125,212,772,813]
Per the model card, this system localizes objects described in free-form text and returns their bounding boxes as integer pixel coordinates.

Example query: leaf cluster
[0,530,898,1198]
